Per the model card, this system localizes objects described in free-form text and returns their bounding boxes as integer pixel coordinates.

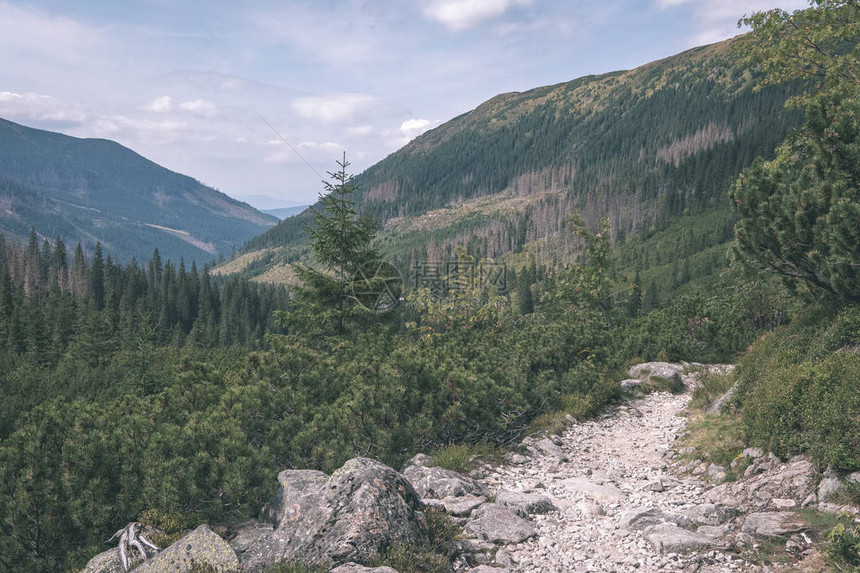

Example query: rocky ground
[444,362,856,573]
[83,362,859,573]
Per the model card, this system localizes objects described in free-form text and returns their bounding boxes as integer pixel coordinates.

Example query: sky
[0,0,810,209]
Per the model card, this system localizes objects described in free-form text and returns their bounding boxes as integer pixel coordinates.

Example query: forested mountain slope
[232,37,802,278]
[0,118,277,263]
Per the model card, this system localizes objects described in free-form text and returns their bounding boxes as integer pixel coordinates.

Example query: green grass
[678,413,747,478]
[690,368,736,411]
[429,442,505,474]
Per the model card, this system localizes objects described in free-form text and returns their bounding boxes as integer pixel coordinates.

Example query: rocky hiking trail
[82,362,860,573]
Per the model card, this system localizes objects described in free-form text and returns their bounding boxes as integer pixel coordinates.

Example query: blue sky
[0,0,808,208]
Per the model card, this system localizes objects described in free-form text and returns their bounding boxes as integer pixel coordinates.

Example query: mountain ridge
[224,36,802,283]
[0,117,277,263]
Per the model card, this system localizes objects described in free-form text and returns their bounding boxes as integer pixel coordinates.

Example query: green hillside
[0,118,277,263]
[230,37,802,280]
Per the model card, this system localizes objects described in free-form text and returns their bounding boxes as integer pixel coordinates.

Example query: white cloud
[0,91,87,123]
[85,115,190,147]
[655,0,810,45]
[291,93,379,123]
[400,118,434,138]
[381,118,440,150]
[179,99,218,117]
[0,2,106,65]
[347,125,374,136]
[145,95,172,113]
[297,141,342,150]
[423,0,534,31]
[251,5,382,66]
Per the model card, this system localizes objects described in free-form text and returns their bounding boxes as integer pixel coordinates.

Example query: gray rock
[403,464,489,500]
[494,549,514,567]
[618,507,691,531]
[741,512,807,537]
[627,362,685,390]
[620,379,641,388]
[743,447,765,459]
[81,548,128,573]
[643,523,717,554]
[560,477,626,503]
[464,504,538,545]
[259,468,329,526]
[243,458,428,571]
[679,504,739,526]
[469,567,510,573]
[521,437,569,461]
[771,498,797,509]
[818,468,844,502]
[450,538,495,567]
[329,564,399,573]
[228,519,274,558]
[706,457,815,510]
[495,489,556,517]
[707,464,727,484]
[646,478,664,492]
[135,524,241,573]
[576,501,605,518]
[440,494,487,517]
[696,525,732,539]
[706,382,737,415]
[401,453,432,471]
[627,362,685,380]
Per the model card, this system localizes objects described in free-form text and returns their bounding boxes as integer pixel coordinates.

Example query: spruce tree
[288,154,379,335]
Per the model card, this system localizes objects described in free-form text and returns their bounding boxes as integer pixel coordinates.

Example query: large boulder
[81,548,127,573]
[242,458,429,571]
[706,457,815,510]
[494,489,556,517]
[329,565,400,573]
[617,507,691,531]
[136,525,240,572]
[627,362,685,389]
[402,462,488,500]
[741,512,807,538]
[463,503,538,545]
[643,523,718,554]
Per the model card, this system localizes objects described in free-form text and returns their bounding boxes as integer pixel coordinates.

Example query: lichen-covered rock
[520,436,569,461]
[617,507,691,531]
[81,548,128,573]
[463,503,537,545]
[627,362,684,387]
[494,489,556,517]
[227,519,274,560]
[706,457,815,510]
[402,463,488,500]
[741,512,807,537]
[135,524,240,572]
[242,457,429,571]
[258,468,328,526]
[329,564,400,573]
[643,523,718,554]
[438,494,487,517]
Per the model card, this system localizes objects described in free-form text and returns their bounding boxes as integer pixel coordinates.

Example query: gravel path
[481,389,762,573]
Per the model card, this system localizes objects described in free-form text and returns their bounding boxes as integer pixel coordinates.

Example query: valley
[0,1,858,572]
